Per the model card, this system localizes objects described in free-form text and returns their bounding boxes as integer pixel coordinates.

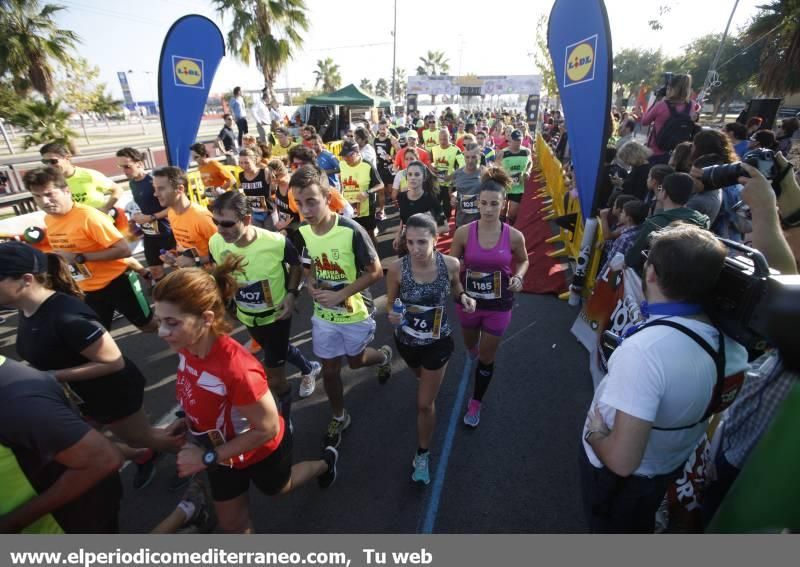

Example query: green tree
[416,50,449,104]
[91,89,122,129]
[8,98,77,152]
[313,57,341,93]
[0,0,79,101]
[359,78,373,93]
[375,78,388,98]
[54,57,100,143]
[743,0,800,95]
[0,77,19,117]
[534,15,558,98]
[613,48,665,104]
[212,0,309,102]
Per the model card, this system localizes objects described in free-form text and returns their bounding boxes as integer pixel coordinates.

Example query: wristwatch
[149,214,157,223]
[287,288,300,297]
[194,256,202,266]
[584,429,605,443]
[74,253,87,264]
[202,449,218,470]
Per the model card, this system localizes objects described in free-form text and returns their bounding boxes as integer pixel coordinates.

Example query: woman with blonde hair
[641,73,699,162]
[609,141,653,201]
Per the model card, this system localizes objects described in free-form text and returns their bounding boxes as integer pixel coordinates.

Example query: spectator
[690,128,738,165]
[600,194,637,242]
[644,164,675,214]
[625,172,710,272]
[687,154,725,225]
[610,141,652,201]
[216,114,238,165]
[745,116,763,138]
[597,147,624,209]
[749,129,778,152]
[615,119,637,150]
[776,117,799,155]
[668,141,694,173]
[581,223,749,533]
[228,86,248,148]
[641,73,698,163]
[251,90,271,143]
[597,199,649,276]
[723,122,750,158]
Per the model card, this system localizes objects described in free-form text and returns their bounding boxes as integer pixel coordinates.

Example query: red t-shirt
[176,335,284,469]
[393,146,430,170]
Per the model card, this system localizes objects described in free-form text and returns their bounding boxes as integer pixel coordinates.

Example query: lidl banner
[158,15,225,171]
[547,0,612,218]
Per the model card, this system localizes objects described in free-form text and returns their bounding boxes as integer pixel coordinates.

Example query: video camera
[655,72,673,98]
[701,148,785,197]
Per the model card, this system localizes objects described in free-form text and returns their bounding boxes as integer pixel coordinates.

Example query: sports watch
[202,449,218,470]
[74,253,87,264]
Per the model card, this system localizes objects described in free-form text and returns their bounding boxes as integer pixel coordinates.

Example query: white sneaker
[299,361,321,398]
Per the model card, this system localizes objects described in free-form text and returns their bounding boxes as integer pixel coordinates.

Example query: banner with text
[547,0,612,218]
[158,15,225,170]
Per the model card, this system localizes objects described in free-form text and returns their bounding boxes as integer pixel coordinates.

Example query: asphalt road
[0,212,594,534]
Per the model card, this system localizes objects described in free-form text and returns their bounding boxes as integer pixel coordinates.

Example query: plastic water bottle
[392,298,406,328]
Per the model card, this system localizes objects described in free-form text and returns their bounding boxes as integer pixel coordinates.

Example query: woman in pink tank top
[449,167,529,428]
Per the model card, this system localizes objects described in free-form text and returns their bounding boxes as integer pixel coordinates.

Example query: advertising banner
[158,15,225,170]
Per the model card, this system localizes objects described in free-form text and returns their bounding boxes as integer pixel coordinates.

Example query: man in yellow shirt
[270,127,297,164]
[430,129,465,222]
[421,116,440,152]
[39,143,122,213]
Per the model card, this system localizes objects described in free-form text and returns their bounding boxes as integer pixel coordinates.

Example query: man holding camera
[581,224,749,533]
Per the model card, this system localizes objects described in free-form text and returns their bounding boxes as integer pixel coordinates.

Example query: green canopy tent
[306,84,392,108]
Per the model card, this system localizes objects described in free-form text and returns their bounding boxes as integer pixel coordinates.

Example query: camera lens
[742,148,777,180]
[701,163,745,190]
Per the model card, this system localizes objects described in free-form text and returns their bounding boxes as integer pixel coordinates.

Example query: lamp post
[127,69,148,134]
[391,0,397,102]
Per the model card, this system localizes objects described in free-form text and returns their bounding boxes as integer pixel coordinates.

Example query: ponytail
[38,253,85,299]
[479,165,511,196]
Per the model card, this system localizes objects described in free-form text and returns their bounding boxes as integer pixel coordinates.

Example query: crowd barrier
[534,133,605,300]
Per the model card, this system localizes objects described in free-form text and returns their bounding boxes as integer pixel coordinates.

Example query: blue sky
[52,0,764,101]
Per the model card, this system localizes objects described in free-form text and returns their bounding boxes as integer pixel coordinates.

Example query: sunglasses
[41,158,60,165]
[118,164,135,170]
[212,218,239,228]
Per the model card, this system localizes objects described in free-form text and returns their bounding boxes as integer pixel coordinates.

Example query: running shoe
[463,399,482,428]
[318,446,339,488]
[376,209,387,221]
[323,411,351,449]
[299,361,321,398]
[132,451,158,490]
[179,477,216,533]
[411,452,431,485]
[377,345,393,384]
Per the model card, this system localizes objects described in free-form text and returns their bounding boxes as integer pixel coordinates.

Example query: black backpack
[655,102,698,151]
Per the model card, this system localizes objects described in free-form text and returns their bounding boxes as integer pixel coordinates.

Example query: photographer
[702,153,800,526]
[641,74,699,164]
[581,224,749,533]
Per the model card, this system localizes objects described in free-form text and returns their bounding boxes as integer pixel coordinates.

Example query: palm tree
[359,78,373,93]
[375,78,389,98]
[9,99,78,152]
[743,0,800,95]
[313,58,341,93]
[392,68,407,100]
[416,50,450,104]
[213,0,309,103]
[0,0,80,102]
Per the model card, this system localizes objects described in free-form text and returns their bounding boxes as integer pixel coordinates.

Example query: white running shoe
[299,361,321,398]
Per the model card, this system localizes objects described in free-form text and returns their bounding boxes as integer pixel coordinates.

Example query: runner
[39,143,123,213]
[338,140,383,249]
[208,191,322,414]
[430,128,466,223]
[393,161,446,254]
[270,127,297,164]
[289,165,393,448]
[0,242,182,488]
[189,143,236,201]
[312,135,341,188]
[391,148,421,203]
[393,130,430,170]
[421,116,440,152]
[449,167,530,427]
[452,143,486,227]
[115,147,176,281]
[475,130,496,163]
[152,166,217,269]
[495,130,532,225]
[373,119,397,221]
[386,213,476,485]
[152,258,337,534]
[236,147,274,230]
[24,167,157,333]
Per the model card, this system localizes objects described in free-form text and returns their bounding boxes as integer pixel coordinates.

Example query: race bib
[460,194,479,214]
[68,262,92,282]
[402,304,444,340]
[235,280,275,312]
[466,269,502,300]
[247,196,267,213]
[316,279,354,314]
[188,428,234,467]
[139,220,160,236]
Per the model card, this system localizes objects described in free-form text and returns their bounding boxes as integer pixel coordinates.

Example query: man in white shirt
[251,90,271,143]
[580,224,748,533]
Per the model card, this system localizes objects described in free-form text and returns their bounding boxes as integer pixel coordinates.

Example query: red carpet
[433,176,569,295]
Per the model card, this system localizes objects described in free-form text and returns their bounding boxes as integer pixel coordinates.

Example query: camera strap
[622,301,703,338]
[628,318,725,431]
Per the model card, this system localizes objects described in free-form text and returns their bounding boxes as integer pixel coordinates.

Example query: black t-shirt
[218,126,236,152]
[373,136,395,173]
[239,168,272,214]
[398,191,445,225]
[622,163,652,201]
[0,356,121,533]
[129,174,171,234]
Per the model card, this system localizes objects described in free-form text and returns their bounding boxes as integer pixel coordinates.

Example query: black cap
[0,241,47,276]
[340,139,359,157]
[510,129,523,141]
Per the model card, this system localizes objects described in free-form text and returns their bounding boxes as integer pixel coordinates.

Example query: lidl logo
[172,56,205,89]
[563,35,598,88]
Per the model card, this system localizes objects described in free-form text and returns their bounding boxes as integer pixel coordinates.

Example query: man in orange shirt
[24,166,157,333]
[189,143,236,201]
[152,166,217,269]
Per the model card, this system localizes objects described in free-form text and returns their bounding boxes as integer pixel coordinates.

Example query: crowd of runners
[0,107,535,533]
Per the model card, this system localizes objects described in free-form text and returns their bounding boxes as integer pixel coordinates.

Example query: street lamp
[127,69,148,134]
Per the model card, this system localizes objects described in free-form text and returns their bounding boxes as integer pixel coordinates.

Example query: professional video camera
[700,148,791,197]
[655,72,673,98]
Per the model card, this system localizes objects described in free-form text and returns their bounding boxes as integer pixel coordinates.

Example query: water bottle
[392,298,406,328]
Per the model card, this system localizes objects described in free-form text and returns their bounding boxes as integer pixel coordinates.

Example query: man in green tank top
[289,165,393,449]
[496,129,532,225]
